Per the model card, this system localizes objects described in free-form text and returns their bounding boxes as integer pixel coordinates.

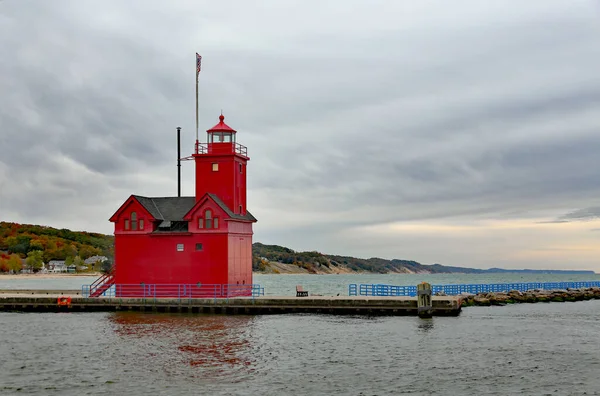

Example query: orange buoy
[57,296,72,306]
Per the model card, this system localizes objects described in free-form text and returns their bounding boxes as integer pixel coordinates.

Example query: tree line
[251,242,466,274]
[0,222,114,273]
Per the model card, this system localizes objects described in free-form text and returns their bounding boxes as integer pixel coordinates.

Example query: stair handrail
[89,266,115,295]
[90,267,114,288]
[89,276,116,297]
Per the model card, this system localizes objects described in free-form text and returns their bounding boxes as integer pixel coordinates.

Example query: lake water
[1,274,600,395]
[2,272,600,296]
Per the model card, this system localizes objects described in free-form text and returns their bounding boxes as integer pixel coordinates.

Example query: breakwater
[460,287,600,306]
[349,281,600,297]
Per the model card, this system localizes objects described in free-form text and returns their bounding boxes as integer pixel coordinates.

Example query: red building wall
[114,232,229,285]
[227,234,253,286]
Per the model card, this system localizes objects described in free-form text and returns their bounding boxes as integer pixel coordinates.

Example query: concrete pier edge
[2,287,599,316]
[0,292,461,316]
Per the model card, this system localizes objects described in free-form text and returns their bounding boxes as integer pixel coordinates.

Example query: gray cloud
[1,0,600,270]
[558,207,600,222]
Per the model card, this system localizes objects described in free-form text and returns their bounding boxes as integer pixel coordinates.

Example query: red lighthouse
[95,115,257,298]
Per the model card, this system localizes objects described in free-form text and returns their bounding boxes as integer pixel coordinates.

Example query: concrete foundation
[0,292,462,316]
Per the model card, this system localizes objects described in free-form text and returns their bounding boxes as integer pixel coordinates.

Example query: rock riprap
[457,287,600,306]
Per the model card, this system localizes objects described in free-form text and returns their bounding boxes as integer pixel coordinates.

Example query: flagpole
[195,66,199,151]
[195,53,202,153]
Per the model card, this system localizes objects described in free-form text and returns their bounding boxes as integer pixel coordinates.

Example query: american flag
[196,53,202,73]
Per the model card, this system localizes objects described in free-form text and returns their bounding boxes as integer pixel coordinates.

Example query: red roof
[207,114,237,133]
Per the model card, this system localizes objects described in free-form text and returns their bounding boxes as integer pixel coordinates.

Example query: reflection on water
[417,318,434,333]
[109,313,257,375]
[2,301,600,395]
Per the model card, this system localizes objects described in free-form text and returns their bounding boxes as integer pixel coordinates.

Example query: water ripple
[1,301,600,395]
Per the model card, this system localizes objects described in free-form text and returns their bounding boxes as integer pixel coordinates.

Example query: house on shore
[48,260,68,273]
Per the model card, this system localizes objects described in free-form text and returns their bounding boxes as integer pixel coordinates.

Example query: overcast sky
[1,0,599,271]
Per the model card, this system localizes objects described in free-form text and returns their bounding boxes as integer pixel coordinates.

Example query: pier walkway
[0,290,461,316]
[349,281,600,297]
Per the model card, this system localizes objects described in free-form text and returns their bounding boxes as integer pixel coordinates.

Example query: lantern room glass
[208,132,235,144]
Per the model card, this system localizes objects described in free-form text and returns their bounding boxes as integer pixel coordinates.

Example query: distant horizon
[0,219,596,274]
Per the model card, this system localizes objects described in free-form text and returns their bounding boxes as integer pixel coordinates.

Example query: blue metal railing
[348,281,600,297]
[82,283,265,299]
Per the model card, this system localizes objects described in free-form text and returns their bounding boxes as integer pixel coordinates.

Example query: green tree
[8,235,32,254]
[65,256,74,266]
[4,236,17,252]
[73,256,85,272]
[25,250,44,272]
[100,258,113,273]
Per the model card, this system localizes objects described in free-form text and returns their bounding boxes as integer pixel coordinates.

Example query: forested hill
[0,222,594,275]
[252,243,596,274]
[251,242,468,274]
[0,221,113,263]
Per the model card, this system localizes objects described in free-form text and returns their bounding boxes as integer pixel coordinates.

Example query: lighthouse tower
[103,114,257,298]
[193,114,248,214]
[187,114,256,286]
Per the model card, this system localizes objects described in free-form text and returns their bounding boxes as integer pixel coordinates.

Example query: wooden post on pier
[417,282,433,318]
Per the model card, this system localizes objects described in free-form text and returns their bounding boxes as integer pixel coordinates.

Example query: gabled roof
[109,195,157,222]
[182,193,256,222]
[133,196,196,221]
[132,194,256,222]
[207,193,257,222]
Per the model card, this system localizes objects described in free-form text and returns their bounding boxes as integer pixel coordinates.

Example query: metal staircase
[89,268,115,297]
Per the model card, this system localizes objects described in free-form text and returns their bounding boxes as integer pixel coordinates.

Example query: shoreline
[1,272,599,280]
[0,273,101,280]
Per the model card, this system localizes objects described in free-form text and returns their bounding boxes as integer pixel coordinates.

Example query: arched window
[139,219,144,230]
[205,210,212,229]
[213,217,219,229]
[124,219,130,230]
[131,212,137,230]
[198,216,204,229]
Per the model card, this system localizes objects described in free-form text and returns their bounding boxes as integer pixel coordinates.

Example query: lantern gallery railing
[195,142,248,156]
[348,281,600,297]
[81,283,265,299]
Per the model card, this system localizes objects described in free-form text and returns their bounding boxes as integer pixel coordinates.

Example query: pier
[0,291,461,316]
[349,281,600,297]
[3,281,599,316]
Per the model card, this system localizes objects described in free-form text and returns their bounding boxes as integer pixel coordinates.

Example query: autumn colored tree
[79,245,102,260]
[0,258,9,273]
[29,239,44,251]
[7,254,22,273]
